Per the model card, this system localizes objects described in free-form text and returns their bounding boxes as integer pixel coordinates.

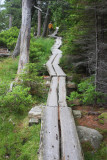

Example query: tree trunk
[37,1,41,36]
[9,14,12,29]
[12,29,21,58]
[17,0,32,75]
[95,7,98,92]
[42,7,50,37]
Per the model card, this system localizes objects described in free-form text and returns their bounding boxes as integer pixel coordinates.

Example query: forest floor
[74,106,107,131]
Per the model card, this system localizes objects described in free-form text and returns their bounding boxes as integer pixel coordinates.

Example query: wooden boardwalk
[39,30,84,160]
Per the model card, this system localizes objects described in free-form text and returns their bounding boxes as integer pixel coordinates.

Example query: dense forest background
[0,0,107,105]
[0,0,107,159]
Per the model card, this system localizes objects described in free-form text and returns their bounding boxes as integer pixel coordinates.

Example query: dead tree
[12,29,21,58]
[37,0,41,36]
[17,0,33,75]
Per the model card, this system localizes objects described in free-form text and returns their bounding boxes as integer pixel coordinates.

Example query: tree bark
[95,7,98,92]
[9,14,12,29]
[17,0,32,75]
[12,29,21,58]
[37,1,41,36]
[42,7,50,37]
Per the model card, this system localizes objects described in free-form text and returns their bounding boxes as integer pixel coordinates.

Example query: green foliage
[0,10,8,31]
[67,77,104,105]
[0,27,19,50]
[67,91,81,106]
[84,142,107,160]
[4,0,22,28]
[19,63,48,102]
[0,116,40,160]
[98,113,107,120]
[0,57,18,82]
[99,119,104,125]
[0,85,33,114]
[30,37,54,74]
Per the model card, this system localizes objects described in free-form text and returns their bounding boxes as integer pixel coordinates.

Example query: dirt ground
[73,106,107,131]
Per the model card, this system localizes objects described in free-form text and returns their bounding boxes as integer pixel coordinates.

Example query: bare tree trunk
[37,1,41,36]
[42,7,50,37]
[95,7,98,92]
[9,14,12,29]
[12,29,21,58]
[17,0,32,75]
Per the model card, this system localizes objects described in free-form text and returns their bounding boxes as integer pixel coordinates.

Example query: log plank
[58,77,67,107]
[47,77,58,106]
[59,107,84,160]
[42,107,59,160]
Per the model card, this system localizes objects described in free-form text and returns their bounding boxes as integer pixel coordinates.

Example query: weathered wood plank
[58,77,67,107]
[47,77,58,106]
[42,106,59,160]
[51,48,62,55]
[46,53,57,76]
[53,63,66,77]
[46,62,56,76]
[59,107,84,160]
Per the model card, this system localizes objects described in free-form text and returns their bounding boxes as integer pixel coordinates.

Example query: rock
[67,81,76,89]
[77,126,103,149]
[73,110,82,118]
[28,105,44,125]
[45,80,50,87]
[29,118,40,126]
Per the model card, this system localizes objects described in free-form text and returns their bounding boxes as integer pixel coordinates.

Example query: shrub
[67,91,81,106]
[0,27,19,50]
[67,77,104,106]
[18,63,48,101]
[0,85,33,114]
[30,37,54,74]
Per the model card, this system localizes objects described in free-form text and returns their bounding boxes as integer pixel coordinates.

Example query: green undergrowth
[83,141,107,160]
[67,77,105,106]
[0,115,41,160]
[0,31,54,159]
[30,37,54,75]
[0,57,41,159]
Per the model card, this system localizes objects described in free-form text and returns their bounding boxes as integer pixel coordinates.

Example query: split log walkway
[39,30,84,160]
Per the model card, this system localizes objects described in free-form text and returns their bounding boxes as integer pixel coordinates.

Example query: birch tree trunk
[37,1,41,36]
[17,0,32,75]
[12,29,21,58]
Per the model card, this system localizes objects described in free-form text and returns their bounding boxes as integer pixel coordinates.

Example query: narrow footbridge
[39,30,84,160]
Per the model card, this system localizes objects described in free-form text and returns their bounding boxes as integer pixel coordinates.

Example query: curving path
[39,29,84,160]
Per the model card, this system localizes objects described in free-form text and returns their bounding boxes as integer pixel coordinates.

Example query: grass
[0,57,41,160]
[0,57,19,83]
[0,35,54,159]
[0,115,41,160]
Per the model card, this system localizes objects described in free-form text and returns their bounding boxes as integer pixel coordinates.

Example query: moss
[81,141,93,152]
[98,112,107,120]
[99,119,104,124]
[83,142,107,160]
